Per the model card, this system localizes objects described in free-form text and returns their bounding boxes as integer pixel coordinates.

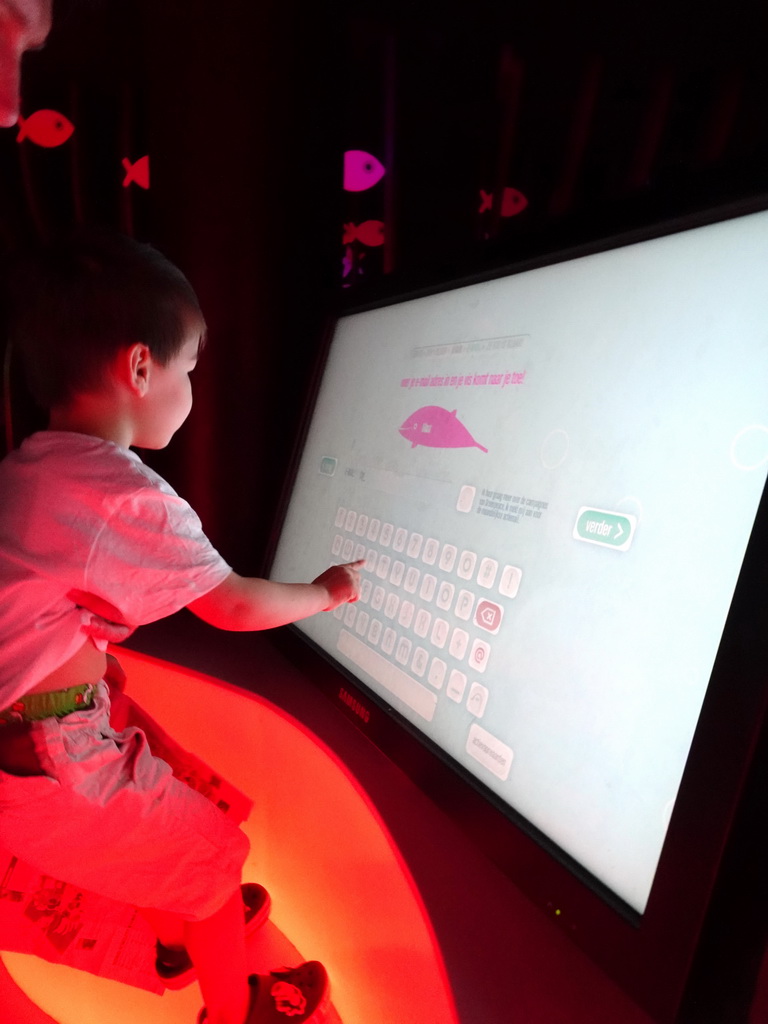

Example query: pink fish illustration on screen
[122,155,150,189]
[399,406,488,453]
[344,150,386,191]
[478,187,528,217]
[16,110,74,147]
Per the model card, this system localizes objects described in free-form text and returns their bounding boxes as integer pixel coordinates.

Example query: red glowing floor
[0,648,458,1024]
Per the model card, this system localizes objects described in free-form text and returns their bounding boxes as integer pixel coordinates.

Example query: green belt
[0,683,95,724]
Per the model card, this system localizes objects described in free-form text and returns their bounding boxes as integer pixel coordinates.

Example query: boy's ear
[124,342,152,396]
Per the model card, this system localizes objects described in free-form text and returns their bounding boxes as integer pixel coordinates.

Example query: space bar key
[337,629,438,722]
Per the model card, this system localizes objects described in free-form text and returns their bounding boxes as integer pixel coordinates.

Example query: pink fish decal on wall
[343,220,384,246]
[122,155,150,189]
[478,187,528,217]
[400,406,488,453]
[344,150,386,191]
[17,110,74,147]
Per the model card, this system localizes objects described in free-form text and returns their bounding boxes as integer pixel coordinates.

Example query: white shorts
[0,683,249,921]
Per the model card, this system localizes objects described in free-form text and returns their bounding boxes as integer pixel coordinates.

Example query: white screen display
[271,209,768,913]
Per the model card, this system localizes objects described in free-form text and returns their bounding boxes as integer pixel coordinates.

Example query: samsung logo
[338,687,371,723]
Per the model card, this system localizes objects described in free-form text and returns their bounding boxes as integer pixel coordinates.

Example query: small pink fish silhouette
[344,149,386,191]
[17,110,74,148]
[478,187,528,217]
[122,155,150,189]
[342,220,384,246]
[400,406,488,453]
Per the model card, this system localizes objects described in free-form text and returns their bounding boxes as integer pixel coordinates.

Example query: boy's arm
[186,561,363,632]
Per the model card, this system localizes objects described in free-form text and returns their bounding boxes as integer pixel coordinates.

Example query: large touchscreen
[270,208,768,915]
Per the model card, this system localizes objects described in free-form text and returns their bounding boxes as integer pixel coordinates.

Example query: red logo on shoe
[271,981,307,1016]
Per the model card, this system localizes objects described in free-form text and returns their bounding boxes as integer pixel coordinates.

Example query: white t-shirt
[0,432,232,708]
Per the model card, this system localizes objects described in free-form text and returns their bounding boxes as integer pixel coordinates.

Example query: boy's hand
[313,560,364,611]
[68,589,135,645]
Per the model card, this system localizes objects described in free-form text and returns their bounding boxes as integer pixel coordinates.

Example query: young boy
[0,231,362,1024]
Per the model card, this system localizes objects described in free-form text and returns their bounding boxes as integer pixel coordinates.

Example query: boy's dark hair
[7,230,206,409]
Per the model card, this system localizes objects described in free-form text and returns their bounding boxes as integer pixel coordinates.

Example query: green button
[573,507,636,550]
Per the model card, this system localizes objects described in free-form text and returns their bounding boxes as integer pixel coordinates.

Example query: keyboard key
[333,604,345,620]
[404,566,421,593]
[371,586,385,611]
[381,627,396,655]
[477,557,498,589]
[407,533,423,559]
[431,618,449,649]
[467,682,489,717]
[355,611,369,636]
[448,628,469,661]
[345,510,357,532]
[446,669,467,702]
[428,658,447,690]
[344,604,357,628]
[342,538,354,560]
[376,554,391,579]
[454,589,475,620]
[355,514,369,537]
[393,527,408,552]
[360,579,372,603]
[390,560,405,587]
[367,518,381,542]
[384,593,400,619]
[422,538,439,565]
[468,638,491,673]
[466,722,513,780]
[395,636,412,665]
[414,609,432,638]
[398,600,415,629]
[331,534,343,556]
[436,581,455,611]
[365,549,377,572]
[457,550,477,580]
[456,485,476,513]
[499,564,522,598]
[354,543,366,562]
[335,507,346,528]
[475,599,503,634]
[420,574,437,602]
[368,618,382,645]
[380,523,394,547]
[412,647,429,677]
[439,544,458,573]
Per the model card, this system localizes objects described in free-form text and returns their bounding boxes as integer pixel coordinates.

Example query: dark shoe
[198,961,330,1023]
[157,882,271,989]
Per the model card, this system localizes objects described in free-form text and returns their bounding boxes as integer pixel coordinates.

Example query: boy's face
[134,326,202,450]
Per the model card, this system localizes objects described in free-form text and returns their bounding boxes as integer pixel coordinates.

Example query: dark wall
[1,0,342,576]
[135,2,342,573]
[3,0,767,576]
